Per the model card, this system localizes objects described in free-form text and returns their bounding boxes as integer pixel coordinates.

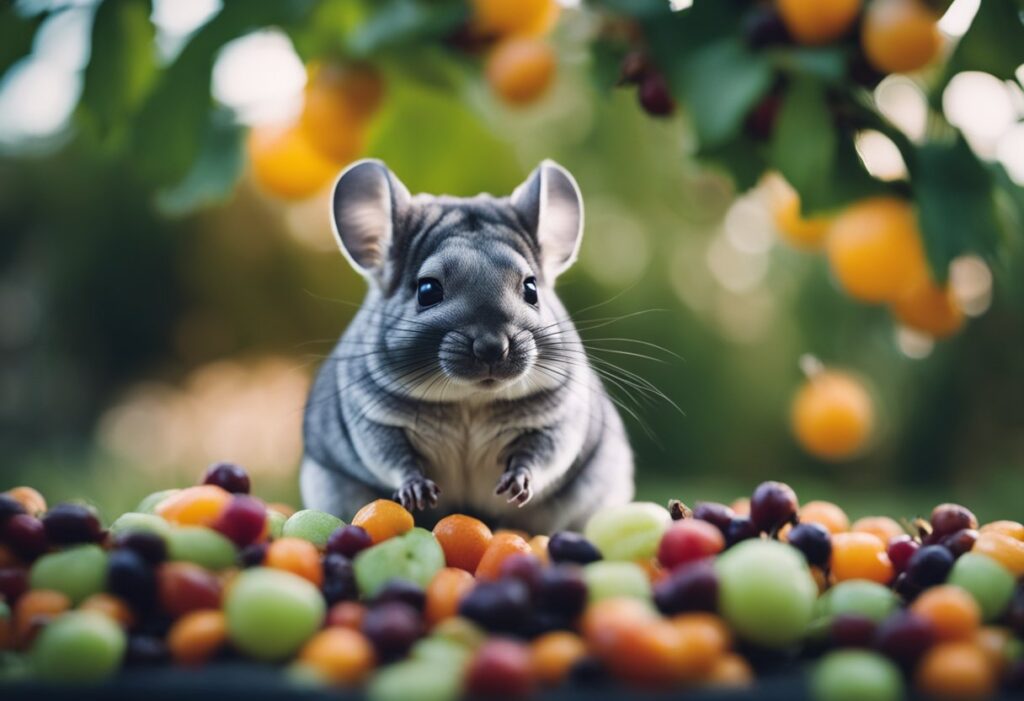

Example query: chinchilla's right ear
[330,159,411,279]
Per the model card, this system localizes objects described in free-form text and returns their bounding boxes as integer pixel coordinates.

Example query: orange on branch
[862,0,941,74]
[791,370,874,461]
[470,0,560,38]
[247,122,341,200]
[300,62,380,163]
[776,0,862,45]
[486,37,556,106]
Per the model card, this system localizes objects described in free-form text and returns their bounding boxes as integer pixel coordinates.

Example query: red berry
[326,525,373,559]
[657,519,725,571]
[1,514,48,559]
[637,72,674,116]
[929,504,977,540]
[212,495,266,547]
[157,562,222,617]
[465,638,535,697]
[0,567,28,602]
[886,535,919,574]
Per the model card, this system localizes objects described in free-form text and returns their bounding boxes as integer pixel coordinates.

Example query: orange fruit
[14,589,71,646]
[475,531,534,581]
[911,586,981,641]
[531,631,587,686]
[78,594,135,628]
[6,487,46,515]
[791,370,874,461]
[297,627,375,685]
[851,516,905,544]
[528,535,550,564]
[580,597,657,647]
[351,499,414,544]
[470,0,560,37]
[156,485,231,527]
[830,532,894,584]
[862,0,941,74]
[485,37,556,106]
[706,652,755,686]
[915,641,996,699]
[326,601,366,631]
[265,537,324,587]
[300,62,380,163]
[972,532,1024,577]
[826,197,930,303]
[669,613,731,680]
[799,501,850,534]
[432,515,493,572]
[424,567,475,627]
[247,122,341,200]
[892,276,964,338]
[168,610,228,666]
[979,521,1024,540]
[772,184,832,249]
[731,498,751,517]
[776,0,862,45]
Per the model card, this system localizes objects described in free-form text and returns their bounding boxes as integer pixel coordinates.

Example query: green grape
[583,561,652,602]
[811,650,902,701]
[715,539,817,649]
[410,636,473,667]
[584,502,671,561]
[821,580,899,623]
[30,611,126,683]
[947,553,1015,622]
[136,489,180,514]
[368,659,462,701]
[354,528,445,597]
[267,510,288,539]
[29,545,107,605]
[226,568,325,661]
[167,526,237,570]
[108,512,171,538]
[282,509,344,549]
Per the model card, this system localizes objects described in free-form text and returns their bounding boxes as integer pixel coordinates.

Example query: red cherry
[657,519,725,571]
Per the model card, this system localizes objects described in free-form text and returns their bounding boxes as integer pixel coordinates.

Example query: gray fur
[301,159,634,532]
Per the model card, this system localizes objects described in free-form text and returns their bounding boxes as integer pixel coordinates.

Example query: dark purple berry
[361,601,424,662]
[238,542,268,568]
[941,529,978,558]
[322,553,358,605]
[788,523,832,567]
[0,567,29,603]
[725,517,760,547]
[905,545,954,588]
[929,504,977,540]
[548,532,602,565]
[107,548,157,610]
[372,580,426,612]
[874,611,935,668]
[1,514,48,560]
[692,502,735,533]
[893,572,923,601]
[831,613,877,648]
[637,72,675,117]
[201,462,251,494]
[741,5,791,48]
[41,503,103,545]
[653,559,718,615]
[0,495,27,524]
[749,481,798,534]
[534,565,587,618]
[113,531,167,566]
[326,525,373,559]
[458,579,531,635]
[499,553,542,589]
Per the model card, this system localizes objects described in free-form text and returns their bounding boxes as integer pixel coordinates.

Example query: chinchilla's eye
[417,278,443,307]
[523,276,538,306]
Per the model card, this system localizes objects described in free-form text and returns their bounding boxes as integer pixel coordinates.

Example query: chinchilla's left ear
[330,159,411,280]
[510,160,584,280]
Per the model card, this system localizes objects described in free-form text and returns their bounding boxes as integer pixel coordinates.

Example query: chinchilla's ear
[330,159,411,278]
[510,159,584,280]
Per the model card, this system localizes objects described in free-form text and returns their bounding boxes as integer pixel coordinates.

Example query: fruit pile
[2,469,1023,701]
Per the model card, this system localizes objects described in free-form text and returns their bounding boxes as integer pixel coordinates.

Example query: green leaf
[938,0,1024,87]
[131,0,316,185]
[0,5,43,79]
[768,46,849,83]
[910,135,1001,280]
[698,135,768,192]
[769,78,837,208]
[79,0,157,138]
[155,113,243,216]
[589,39,630,94]
[675,38,773,148]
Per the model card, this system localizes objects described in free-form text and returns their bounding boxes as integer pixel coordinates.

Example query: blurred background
[1,0,1022,524]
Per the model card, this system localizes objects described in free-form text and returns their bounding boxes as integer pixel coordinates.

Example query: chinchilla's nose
[472,333,510,364]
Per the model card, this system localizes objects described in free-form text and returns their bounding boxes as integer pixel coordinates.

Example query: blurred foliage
[1,0,1023,521]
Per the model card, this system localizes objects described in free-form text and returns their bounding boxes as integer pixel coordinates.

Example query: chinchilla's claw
[496,467,532,507]
[394,476,440,512]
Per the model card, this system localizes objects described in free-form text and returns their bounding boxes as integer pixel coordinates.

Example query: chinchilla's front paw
[393,476,441,511]
[495,465,532,507]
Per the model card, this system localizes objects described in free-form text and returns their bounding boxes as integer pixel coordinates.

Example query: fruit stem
[667,500,692,521]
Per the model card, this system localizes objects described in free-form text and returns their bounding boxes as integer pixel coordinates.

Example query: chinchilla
[301,159,634,532]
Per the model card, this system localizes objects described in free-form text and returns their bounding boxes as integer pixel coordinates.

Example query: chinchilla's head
[330,159,585,401]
